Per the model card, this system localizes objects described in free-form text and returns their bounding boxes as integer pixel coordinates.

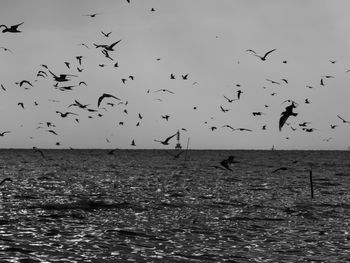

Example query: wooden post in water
[309,167,314,199]
[183,137,190,167]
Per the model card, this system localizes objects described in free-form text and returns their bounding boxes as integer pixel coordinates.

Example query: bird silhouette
[154,89,174,94]
[17,102,24,109]
[181,74,189,80]
[0,131,11,136]
[279,103,298,131]
[237,90,243,100]
[337,115,350,124]
[161,115,170,121]
[97,93,120,107]
[101,31,112,37]
[0,22,23,33]
[246,48,276,61]
[154,133,177,145]
[83,13,102,18]
[56,111,78,118]
[223,95,236,103]
[0,47,12,52]
[49,70,77,82]
[16,80,33,88]
[94,39,122,51]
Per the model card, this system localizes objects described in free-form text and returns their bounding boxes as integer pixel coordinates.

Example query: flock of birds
[0,2,349,157]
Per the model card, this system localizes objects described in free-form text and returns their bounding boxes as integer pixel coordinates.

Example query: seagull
[97,93,120,107]
[83,13,102,18]
[48,70,77,82]
[101,31,112,37]
[1,84,6,91]
[220,106,230,113]
[246,48,276,61]
[279,102,298,131]
[76,56,83,65]
[154,89,174,94]
[154,133,177,145]
[237,90,243,100]
[0,131,11,136]
[0,22,24,33]
[235,128,252,131]
[223,95,236,103]
[181,74,189,80]
[56,111,78,118]
[17,102,24,109]
[337,115,350,124]
[16,80,33,88]
[0,47,12,52]
[161,115,170,121]
[47,130,58,135]
[222,125,235,131]
[94,39,122,51]
[266,79,281,85]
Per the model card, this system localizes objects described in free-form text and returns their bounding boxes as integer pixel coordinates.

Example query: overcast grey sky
[0,0,349,149]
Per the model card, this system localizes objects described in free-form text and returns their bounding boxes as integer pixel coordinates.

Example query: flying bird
[337,115,350,124]
[154,89,174,94]
[101,31,112,37]
[279,102,298,131]
[246,48,276,61]
[56,111,78,118]
[83,13,102,18]
[97,93,120,107]
[0,131,11,136]
[154,133,177,145]
[48,70,77,82]
[0,22,24,33]
[94,39,122,51]
[0,47,12,52]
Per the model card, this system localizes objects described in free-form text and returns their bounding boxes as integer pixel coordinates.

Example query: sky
[0,0,350,150]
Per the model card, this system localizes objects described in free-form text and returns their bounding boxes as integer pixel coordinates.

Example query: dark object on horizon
[279,102,298,131]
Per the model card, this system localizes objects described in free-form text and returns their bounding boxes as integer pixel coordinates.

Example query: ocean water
[0,149,350,262]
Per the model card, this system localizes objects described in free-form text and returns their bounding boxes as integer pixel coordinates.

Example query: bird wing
[98,93,120,107]
[164,133,177,143]
[263,48,276,58]
[108,39,122,49]
[279,112,291,131]
[337,115,346,122]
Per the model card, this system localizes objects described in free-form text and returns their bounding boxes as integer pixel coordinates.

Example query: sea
[0,149,349,262]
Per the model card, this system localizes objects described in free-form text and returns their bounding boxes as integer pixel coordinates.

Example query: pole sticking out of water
[183,137,190,167]
[309,167,314,199]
